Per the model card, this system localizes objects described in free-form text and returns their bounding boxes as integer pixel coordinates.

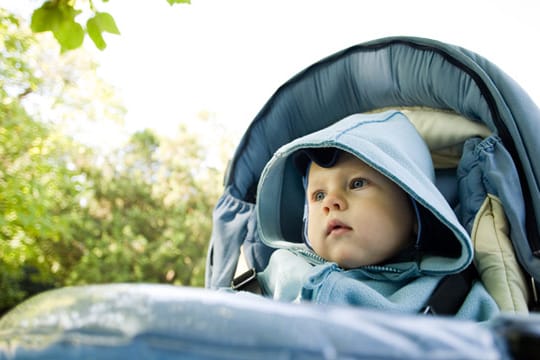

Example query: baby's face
[306,152,415,269]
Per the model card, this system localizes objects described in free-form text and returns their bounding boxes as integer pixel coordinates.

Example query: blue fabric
[457,136,540,280]
[0,284,512,359]
[301,263,498,321]
[205,188,256,288]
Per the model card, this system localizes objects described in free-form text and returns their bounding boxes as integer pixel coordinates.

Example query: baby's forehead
[336,151,367,165]
[307,151,375,177]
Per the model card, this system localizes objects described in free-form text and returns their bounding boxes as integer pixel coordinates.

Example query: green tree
[1,7,229,314]
[0,8,73,310]
[61,124,224,287]
[0,8,119,310]
[0,38,87,310]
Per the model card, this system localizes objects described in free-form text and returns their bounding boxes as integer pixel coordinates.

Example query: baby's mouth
[326,219,352,235]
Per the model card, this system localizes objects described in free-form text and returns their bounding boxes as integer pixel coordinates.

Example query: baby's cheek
[308,230,325,255]
[307,216,320,238]
[308,232,322,250]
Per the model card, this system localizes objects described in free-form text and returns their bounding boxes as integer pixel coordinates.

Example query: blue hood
[256,110,473,275]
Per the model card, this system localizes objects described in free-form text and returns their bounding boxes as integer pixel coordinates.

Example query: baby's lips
[326,219,352,235]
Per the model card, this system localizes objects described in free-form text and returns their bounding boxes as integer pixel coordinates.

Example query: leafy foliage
[62,126,222,288]
[29,0,190,52]
[1,87,82,309]
[1,8,228,314]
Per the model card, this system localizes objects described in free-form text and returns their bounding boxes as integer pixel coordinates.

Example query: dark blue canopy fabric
[206,36,540,289]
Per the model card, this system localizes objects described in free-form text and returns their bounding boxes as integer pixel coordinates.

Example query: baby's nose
[323,192,347,212]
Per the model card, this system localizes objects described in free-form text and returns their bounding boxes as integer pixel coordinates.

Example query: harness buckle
[231,268,262,294]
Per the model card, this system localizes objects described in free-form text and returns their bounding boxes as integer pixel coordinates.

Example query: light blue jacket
[256,110,499,321]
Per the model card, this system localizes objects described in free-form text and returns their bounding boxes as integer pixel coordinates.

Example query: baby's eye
[350,178,367,189]
[313,191,326,201]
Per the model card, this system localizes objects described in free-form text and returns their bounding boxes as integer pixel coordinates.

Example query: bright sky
[4,0,540,141]
[92,0,540,139]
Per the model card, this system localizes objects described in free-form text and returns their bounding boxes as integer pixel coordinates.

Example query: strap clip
[231,268,262,294]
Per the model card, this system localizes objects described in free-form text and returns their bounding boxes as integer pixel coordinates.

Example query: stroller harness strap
[420,266,477,315]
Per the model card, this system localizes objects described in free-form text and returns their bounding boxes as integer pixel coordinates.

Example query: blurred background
[1,0,538,314]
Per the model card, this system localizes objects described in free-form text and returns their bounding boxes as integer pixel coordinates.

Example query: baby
[252,110,499,321]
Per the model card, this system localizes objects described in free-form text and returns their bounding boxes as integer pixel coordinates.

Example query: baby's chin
[330,252,374,269]
[331,247,393,269]
[313,241,384,268]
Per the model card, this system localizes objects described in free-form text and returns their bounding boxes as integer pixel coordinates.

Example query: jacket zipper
[296,248,403,273]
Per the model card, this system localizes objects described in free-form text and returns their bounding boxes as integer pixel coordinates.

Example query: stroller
[206,36,540,312]
[1,36,539,359]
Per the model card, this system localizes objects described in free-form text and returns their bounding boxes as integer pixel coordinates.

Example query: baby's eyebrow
[306,182,323,191]
[306,180,325,193]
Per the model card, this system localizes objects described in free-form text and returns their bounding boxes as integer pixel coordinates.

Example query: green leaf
[90,12,120,35]
[87,12,120,51]
[87,21,106,50]
[30,2,61,33]
[31,1,84,52]
[167,0,191,5]
[54,19,84,52]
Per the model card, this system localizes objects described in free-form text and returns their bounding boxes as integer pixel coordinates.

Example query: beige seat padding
[472,194,529,313]
[401,107,491,168]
